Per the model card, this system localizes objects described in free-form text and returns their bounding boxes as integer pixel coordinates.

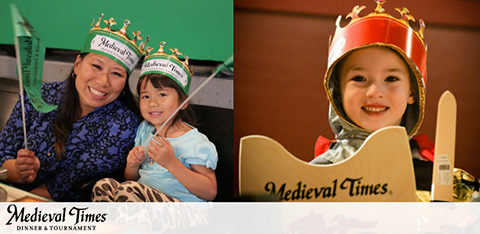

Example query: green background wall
[0,0,233,62]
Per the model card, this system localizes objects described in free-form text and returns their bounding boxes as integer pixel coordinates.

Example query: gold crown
[342,0,426,44]
[145,41,190,68]
[141,41,193,94]
[90,13,150,54]
[82,13,150,74]
[328,0,428,85]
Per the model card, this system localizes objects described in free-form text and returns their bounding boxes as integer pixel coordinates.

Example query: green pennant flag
[10,4,57,113]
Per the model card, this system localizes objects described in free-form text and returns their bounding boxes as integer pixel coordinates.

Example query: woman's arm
[2,160,23,183]
[0,93,42,184]
[30,184,53,200]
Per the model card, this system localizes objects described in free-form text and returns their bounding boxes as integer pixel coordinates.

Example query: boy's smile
[362,104,389,115]
[339,46,415,132]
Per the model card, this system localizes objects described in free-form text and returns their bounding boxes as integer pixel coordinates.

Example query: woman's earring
[72,72,77,79]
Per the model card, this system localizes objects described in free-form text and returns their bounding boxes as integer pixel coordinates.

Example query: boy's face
[339,47,415,132]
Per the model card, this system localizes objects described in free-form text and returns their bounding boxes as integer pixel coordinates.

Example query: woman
[0,13,145,201]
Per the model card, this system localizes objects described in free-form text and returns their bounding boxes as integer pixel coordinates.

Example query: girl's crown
[81,13,150,74]
[325,0,428,138]
[140,41,193,95]
[328,0,427,87]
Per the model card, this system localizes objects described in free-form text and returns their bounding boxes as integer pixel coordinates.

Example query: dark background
[234,0,480,196]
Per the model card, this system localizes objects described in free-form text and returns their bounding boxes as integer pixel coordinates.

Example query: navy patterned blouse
[0,81,138,201]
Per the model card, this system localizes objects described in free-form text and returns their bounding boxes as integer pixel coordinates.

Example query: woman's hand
[15,149,40,183]
[126,145,146,168]
[147,136,177,169]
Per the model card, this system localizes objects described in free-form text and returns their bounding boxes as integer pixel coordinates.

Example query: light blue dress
[135,120,218,202]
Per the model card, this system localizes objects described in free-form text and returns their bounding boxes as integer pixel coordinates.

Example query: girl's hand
[126,145,146,168]
[15,149,40,183]
[147,136,177,168]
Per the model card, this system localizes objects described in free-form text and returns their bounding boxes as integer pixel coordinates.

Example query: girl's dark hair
[53,53,140,158]
[137,73,196,137]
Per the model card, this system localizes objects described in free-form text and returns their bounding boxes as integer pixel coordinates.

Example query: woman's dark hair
[53,53,140,158]
[136,73,196,137]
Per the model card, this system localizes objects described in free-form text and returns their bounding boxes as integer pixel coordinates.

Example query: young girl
[308,0,477,202]
[310,1,433,190]
[92,44,218,202]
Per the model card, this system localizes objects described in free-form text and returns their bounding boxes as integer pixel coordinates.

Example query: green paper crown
[81,13,149,74]
[140,41,193,95]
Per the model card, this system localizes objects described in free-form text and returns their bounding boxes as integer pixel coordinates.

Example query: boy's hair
[137,73,197,136]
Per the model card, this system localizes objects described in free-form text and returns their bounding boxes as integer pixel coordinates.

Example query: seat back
[239,126,417,202]
[0,77,20,132]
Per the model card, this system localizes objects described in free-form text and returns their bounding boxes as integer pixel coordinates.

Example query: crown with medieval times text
[81,13,150,74]
[140,41,193,95]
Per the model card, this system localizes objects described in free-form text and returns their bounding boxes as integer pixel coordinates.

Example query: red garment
[314,133,435,162]
[412,133,435,162]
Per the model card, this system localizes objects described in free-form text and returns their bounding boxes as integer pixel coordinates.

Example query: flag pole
[152,71,217,137]
[152,55,233,138]
[13,36,28,149]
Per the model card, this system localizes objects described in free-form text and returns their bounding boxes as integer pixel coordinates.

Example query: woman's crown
[90,13,150,53]
[81,13,150,74]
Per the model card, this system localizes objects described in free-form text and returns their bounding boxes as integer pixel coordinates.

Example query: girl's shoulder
[171,125,214,149]
[173,126,218,169]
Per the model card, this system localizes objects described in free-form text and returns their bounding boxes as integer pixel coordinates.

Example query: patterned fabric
[135,120,218,202]
[92,178,180,202]
[0,81,138,201]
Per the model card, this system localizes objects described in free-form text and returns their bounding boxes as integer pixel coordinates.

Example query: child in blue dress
[92,43,218,202]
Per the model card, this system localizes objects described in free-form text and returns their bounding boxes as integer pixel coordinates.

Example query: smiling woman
[73,53,129,117]
[0,13,144,201]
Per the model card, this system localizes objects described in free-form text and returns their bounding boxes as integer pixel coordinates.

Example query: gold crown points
[342,0,426,40]
[91,13,149,53]
[147,41,191,68]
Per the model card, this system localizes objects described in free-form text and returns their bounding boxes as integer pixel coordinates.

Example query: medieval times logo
[4,204,107,232]
[265,177,389,201]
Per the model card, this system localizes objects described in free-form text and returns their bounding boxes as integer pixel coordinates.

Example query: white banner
[0,202,478,233]
[90,35,139,72]
[141,59,189,87]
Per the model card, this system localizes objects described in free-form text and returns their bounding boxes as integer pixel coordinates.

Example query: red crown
[328,0,427,87]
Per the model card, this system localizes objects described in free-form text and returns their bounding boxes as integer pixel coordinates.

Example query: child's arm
[148,136,217,201]
[124,145,146,181]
